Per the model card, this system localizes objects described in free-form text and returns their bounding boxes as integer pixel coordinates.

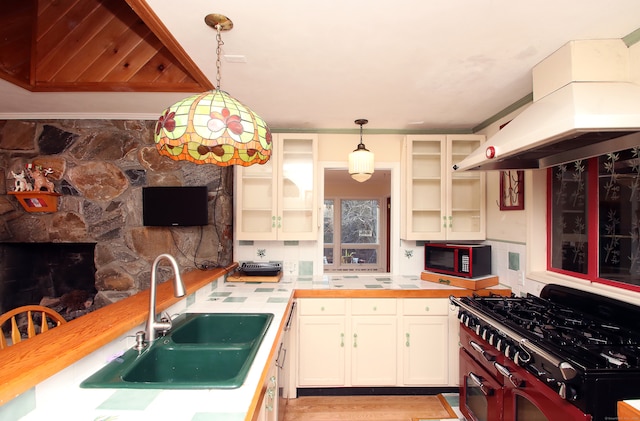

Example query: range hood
[454,39,640,171]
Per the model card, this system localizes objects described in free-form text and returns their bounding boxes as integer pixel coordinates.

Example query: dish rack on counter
[240,262,282,276]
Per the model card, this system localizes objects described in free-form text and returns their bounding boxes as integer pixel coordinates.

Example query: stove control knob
[559,362,577,381]
[558,383,578,401]
[481,327,489,341]
[496,337,503,351]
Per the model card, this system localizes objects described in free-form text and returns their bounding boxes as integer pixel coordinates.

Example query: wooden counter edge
[245,298,295,421]
[293,287,511,299]
[619,401,640,420]
[0,263,237,406]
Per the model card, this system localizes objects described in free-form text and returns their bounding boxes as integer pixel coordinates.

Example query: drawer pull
[340,332,344,347]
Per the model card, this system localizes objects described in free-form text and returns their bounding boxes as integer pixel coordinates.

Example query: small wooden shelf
[8,191,61,213]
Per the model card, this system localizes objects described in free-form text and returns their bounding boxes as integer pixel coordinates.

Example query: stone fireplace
[0,119,234,314]
[0,242,97,318]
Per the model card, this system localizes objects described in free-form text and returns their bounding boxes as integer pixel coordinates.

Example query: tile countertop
[15,274,508,421]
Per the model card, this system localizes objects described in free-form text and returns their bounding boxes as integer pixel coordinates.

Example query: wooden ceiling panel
[129,48,195,86]
[0,0,35,88]
[0,0,211,93]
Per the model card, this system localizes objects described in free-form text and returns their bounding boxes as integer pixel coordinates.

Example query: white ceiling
[2,1,640,132]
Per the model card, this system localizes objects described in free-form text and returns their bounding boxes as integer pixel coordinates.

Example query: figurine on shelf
[10,170,33,192]
[29,166,55,193]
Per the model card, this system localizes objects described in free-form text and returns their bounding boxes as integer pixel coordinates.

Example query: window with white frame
[323,198,383,271]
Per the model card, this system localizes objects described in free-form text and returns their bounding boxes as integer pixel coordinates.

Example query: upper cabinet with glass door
[401,134,486,241]
[235,133,318,241]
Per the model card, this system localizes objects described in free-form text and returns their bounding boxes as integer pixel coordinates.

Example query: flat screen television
[142,186,209,227]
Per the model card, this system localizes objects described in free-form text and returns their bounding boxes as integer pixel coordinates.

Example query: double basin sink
[81,312,273,389]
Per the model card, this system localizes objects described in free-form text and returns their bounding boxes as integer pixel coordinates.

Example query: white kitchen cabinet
[400,299,449,385]
[297,298,458,388]
[297,299,347,386]
[350,299,398,386]
[402,134,486,240]
[256,356,279,421]
[235,133,318,241]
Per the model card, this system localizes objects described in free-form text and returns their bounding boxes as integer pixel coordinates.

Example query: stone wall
[0,119,233,308]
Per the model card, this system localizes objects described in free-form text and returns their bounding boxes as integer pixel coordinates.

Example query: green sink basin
[170,313,273,345]
[122,346,251,385]
[80,312,273,389]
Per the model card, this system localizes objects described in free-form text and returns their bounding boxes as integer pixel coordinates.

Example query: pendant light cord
[215,24,224,90]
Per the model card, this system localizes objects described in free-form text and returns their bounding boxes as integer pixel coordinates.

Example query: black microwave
[424,243,491,278]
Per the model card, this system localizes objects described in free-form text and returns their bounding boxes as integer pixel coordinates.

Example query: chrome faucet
[145,253,186,342]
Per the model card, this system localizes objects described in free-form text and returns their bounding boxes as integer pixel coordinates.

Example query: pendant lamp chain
[215,24,223,90]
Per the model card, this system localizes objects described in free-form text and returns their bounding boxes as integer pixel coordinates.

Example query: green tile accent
[299,261,313,275]
[283,241,299,246]
[400,284,419,289]
[238,240,254,246]
[343,275,359,278]
[97,390,160,410]
[508,252,520,271]
[0,388,35,420]
[223,296,247,303]
[375,277,392,281]
[296,277,312,282]
[364,284,383,289]
[186,293,196,307]
[210,291,232,297]
[192,412,245,421]
[267,297,290,303]
[255,288,275,292]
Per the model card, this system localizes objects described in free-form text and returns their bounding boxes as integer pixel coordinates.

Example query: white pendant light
[349,119,374,182]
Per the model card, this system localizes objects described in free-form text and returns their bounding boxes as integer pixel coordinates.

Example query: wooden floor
[283,394,458,421]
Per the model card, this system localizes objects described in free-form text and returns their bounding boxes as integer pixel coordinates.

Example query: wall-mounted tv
[142,186,209,227]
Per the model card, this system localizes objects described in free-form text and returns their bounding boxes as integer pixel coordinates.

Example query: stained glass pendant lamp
[348,119,375,182]
[154,14,272,166]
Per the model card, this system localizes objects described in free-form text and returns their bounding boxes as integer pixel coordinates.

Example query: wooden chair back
[0,305,66,350]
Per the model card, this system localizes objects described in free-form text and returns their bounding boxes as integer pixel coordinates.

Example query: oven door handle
[494,361,524,388]
[469,340,494,362]
[468,372,494,396]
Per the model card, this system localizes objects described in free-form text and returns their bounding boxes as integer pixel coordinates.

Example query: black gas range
[450,284,640,421]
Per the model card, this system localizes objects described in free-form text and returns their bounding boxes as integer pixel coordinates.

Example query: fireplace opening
[0,243,98,321]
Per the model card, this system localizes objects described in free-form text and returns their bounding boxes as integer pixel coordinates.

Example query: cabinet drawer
[402,298,449,315]
[298,298,346,315]
[351,299,396,315]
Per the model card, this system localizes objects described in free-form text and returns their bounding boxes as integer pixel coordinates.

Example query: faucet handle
[158,311,173,335]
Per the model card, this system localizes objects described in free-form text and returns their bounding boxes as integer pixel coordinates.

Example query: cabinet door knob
[425,306,430,312]
[373,306,377,311]
[442,216,447,228]
[320,306,325,311]
[353,333,358,348]
[340,332,344,347]
[405,332,410,347]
